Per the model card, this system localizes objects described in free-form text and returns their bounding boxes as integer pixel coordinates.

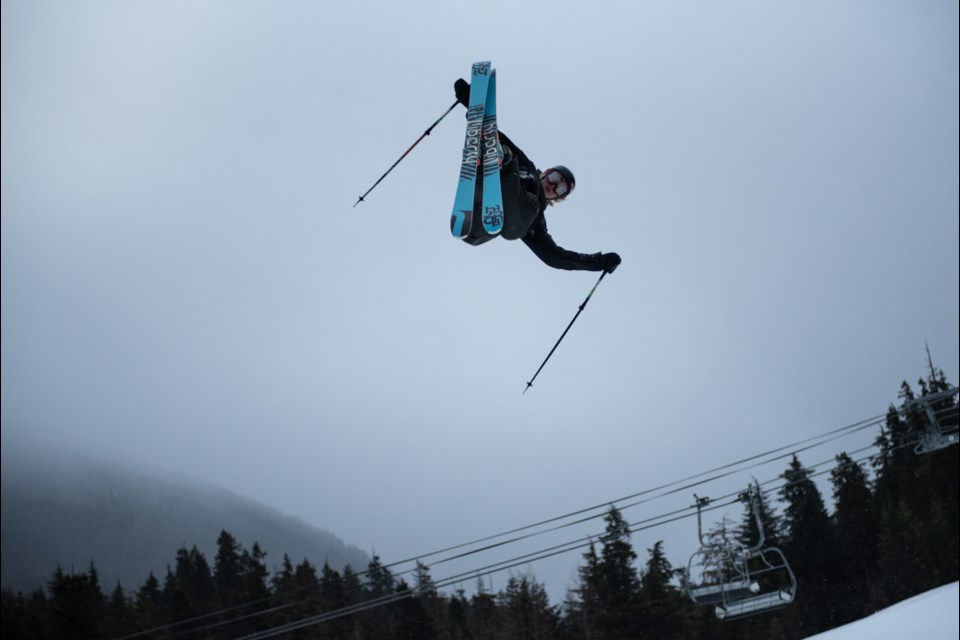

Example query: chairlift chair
[684,488,797,620]
[912,386,960,455]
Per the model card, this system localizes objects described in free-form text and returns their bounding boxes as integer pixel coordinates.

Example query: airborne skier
[454,78,622,274]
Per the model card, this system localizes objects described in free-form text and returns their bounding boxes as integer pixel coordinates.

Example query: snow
[803,582,959,640]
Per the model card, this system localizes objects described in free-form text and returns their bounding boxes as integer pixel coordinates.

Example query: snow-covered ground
[804,582,958,639]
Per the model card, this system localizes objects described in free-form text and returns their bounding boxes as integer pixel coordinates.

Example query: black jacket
[497,131,604,271]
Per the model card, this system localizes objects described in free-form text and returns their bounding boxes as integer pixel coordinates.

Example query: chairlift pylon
[684,485,797,620]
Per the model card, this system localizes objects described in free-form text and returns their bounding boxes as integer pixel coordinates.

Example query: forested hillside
[1,441,368,597]
[2,371,956,639]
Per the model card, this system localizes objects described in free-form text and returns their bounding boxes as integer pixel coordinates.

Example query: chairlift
[684,488,797,620]
[911,386,959,455]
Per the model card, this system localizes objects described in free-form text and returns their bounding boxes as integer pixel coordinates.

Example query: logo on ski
[472,62,491,77]
[483,205,503,229]
[482,124,500,176]
[459,106,484,181]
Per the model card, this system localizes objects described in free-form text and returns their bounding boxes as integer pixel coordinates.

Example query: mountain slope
[1,435,368,595]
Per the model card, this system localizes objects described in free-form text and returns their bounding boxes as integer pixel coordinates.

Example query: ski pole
[353,100,461,207]
[524,271,608,394]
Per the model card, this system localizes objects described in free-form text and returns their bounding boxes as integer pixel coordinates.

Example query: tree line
[2,371,957,639]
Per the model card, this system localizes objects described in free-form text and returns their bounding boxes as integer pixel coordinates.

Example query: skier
[455,79,622,274]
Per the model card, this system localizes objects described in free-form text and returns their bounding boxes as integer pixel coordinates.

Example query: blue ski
[480,69,503,236]
[450,61,491,238]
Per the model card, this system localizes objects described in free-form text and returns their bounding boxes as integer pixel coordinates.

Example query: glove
[454,78,470,107]
[601,252,622,274]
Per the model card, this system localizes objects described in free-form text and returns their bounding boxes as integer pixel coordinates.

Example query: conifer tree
[319,562,344,609]
[173,545,215,613]
[0,589,32,640]
[134,572,163,631]
[294,558,320,593]
[830,451,879,621]
[597,506,640,607]
[318,562,352,638]
[909,370,959,588]
[48,564,105,639]
[470,577,500,640]
[214,530,244,607]
[779,455,837,635]
[590,506,642,638]
[293,558,323,632]
[163,565,193,623]
[873,374,959,605]
[445,588,471,640]
[736,483,783,549]
[414,562,445,636]
[106,582,130,638]
[340,565,363,639]
[271,554,296,597]
[414,561,437,599]
[240,542,271,604]
[563,541,600,640]
[693,515,739,590]
[359,555,395,639]
[779,456,833,561]
[501,572,557,640]
[392,579,435,640]
[635,541,691,639]
[25,587,54,640]
[366,554,395,598]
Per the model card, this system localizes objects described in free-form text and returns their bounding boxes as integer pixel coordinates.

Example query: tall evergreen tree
[692,515,739,591]
[583,506,642,639]
[413,562,445,637]
[134,572,163,632]
[318,562,351,639]
[414,561,437,599]
[366,554,395,598]
[635,541,692,639]
[359,555,395,639]
[0,588,48,640]
[392,579,435,640]
[293,559,323,636]
[830,451,879,621]
[909,370,959,588]
[470,578,501,640]
[736,484,783,549]
[271,554,296,597]
[162,565,193,624]
[319,562,344,611]
[779,455,837,635]
[597,507,640,608]
[242,543,271,599]
[173,545,215,613]
[563,540,601,640]
[294,558,320,593]
[873,374,959,605]
[105,582,130,638]
[48,564,105,640]
[214,530,244,608]
[445,588,471,640]
[501,572,558,640]
[340,565,363,639]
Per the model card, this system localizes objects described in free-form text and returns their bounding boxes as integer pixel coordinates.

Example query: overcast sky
[3,0,958,602]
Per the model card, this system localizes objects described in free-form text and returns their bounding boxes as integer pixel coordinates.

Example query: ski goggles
[544,170,570,198]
